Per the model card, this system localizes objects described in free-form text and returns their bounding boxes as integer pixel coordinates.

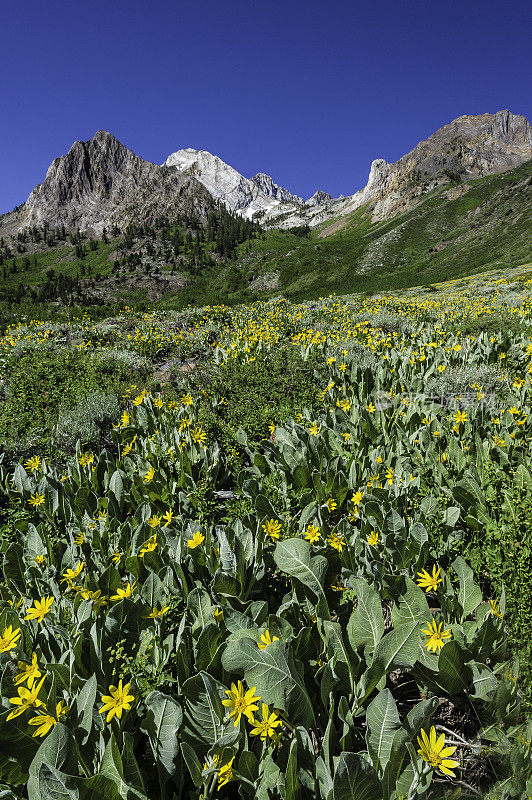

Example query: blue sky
[1,0,530,213]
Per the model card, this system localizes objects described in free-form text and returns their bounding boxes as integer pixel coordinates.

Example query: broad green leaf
[37,764,79,800]
[322,620,358,690]
[222,638,316,728]
[140,691,183,777]
[366,690,401,772]
[332,752,382,800]
[181,742,203,787]
[347,578,384,653]
[438,641,471,695]
[274,538,330,619]
[361,623,420,700]
[28,725,78,800]
[382,698,438,800]
[452,556,482,618]
[285,738,300,800]
[75,674,97,742]
[181,672,226,753]
[391,578,430,628]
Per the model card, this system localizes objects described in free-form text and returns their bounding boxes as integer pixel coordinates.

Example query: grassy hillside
[238,159,532,300]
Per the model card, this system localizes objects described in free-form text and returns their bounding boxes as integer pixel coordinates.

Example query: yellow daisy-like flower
[120,410,130,427]
[217,757,235,788]
[304,523,320,544]
[367,530,379,546]
[250,703,283,740]
[214,606,224,623]
[32,555,45,566]
[111,551,122,565]
[78,589,108,610]
[28,700,67,737]
[162,509,173,525]
[7,675,46,721]
[78,452,94,467]
[327,532,345,553]
[351,491,364,505]
[421,619,452,653]
[74,532,85,546]
[24,455,41,473]
[28,493,45,507]
[308,422,320,436]
[61,561,84,585]
[258,630,279,650]
[326,498,337,513]
[144,605,169,620]
[222,681,261,727]
[13,653,41,688]
[147,515,161,528]
[181,393,193,406]
[191,426,207,444]
[122,436,137,457]
[0,625,22,653]
[417,727,459,776]
[262,519,282,541]
[99,679,135,723]
[133,391,146,406]
[25,596,54,623]
[110,582,136,601]
[490,599,503,619]
[186,530,205,549]
[139,535,158,558]
[416,565,443,593]
[143,466,155,483]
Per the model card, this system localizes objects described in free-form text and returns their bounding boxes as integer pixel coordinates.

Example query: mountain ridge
[0,110,530,240]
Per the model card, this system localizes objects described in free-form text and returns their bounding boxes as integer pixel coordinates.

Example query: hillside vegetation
[0,267,532,798]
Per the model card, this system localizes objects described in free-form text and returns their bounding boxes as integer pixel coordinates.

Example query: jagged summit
[305,190,332,207]
[163,148,303,218]
[21,133,213,234]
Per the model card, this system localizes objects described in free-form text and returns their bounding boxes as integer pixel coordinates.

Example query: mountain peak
[164,148,302,217]
[22,133,213,234]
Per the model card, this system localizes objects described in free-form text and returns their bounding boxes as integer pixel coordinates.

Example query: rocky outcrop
[305,190,332,207]
[266,109,532,227]
[21,131,214,234]
[250,173,303,205]
[365,109,532,219]
[163,149,303,219]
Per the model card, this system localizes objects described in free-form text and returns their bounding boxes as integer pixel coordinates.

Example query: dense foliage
[1,272,532,798]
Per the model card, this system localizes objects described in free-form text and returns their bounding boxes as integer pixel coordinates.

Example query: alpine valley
[0,109,530,308]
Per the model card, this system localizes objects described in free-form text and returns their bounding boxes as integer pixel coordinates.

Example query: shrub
[55,390,120,450]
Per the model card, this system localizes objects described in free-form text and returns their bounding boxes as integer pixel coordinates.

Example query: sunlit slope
[238,159,532,300]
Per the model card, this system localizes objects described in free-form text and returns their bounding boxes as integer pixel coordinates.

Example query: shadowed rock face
[22,131,214,234]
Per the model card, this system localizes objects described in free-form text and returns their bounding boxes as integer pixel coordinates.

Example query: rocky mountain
[163,148,304,218]
[6,131,214,236]
[1,110,530,239]
[267,109,532,228]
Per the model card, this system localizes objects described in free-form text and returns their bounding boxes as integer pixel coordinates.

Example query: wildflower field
[1,266,532,799]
